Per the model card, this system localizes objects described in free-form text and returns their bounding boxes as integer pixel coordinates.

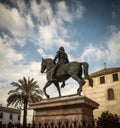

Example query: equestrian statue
[41,47,93,98]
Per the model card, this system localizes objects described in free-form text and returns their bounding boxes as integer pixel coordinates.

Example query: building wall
[0,111,20,124]
[83,71,120,119]
[0,106,21,126]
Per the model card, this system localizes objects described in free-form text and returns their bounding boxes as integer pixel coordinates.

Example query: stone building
[83,67,120,119]
[0,105,21,126]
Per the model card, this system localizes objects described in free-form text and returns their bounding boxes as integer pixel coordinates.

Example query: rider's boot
[50,64,58,82]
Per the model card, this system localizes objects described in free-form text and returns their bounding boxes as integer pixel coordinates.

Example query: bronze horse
[41,58,93,98]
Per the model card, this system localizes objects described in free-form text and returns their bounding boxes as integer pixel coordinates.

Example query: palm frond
[7,77,43,107]
[23,77,27,85]
[11,82,21,88]
[8,90,17,94]
[7,93,22,106]
[33,89,43,95]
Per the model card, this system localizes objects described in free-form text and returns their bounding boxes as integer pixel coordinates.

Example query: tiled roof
[90,67,120,78]
[0,106,21,114]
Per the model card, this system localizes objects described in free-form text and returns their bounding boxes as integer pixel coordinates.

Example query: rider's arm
[54,51,60,63]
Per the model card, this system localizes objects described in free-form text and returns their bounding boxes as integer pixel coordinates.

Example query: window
[9,114,13,120]
[100,76,105,84]
[0,113,3,119]
[113,73,118,81]
[18,115,20,120]
[108,88,114,100]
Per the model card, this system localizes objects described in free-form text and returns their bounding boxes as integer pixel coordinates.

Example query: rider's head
[59,46,64,51]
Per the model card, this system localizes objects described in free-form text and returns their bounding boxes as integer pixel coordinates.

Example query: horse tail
[80,62,89,78]
[80,62,93,87]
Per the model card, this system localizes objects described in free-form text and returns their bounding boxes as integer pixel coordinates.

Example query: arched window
[107,88,114,100]
[9,114,13,120]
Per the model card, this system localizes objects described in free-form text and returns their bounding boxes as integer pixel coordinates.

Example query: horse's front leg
[43,81,52,99]
[77,79,86,95]
[54,82,61,97]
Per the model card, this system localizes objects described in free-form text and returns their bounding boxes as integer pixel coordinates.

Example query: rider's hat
[59,46,64,51]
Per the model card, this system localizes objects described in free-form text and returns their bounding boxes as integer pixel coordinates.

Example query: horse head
[41,58,46,73]
[41,58,54,73]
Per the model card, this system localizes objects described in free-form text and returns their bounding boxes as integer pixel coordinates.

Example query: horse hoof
[77,88,82,95]
[82,81,86,85]
[77,92,81,96]
[47,95,50,99]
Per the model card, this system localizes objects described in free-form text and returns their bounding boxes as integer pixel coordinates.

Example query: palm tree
[7,77,43,128]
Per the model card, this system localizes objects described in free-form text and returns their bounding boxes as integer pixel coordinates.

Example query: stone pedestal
[30,95,99,128]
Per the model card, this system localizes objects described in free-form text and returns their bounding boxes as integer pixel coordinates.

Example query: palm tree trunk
[23,99,28,128]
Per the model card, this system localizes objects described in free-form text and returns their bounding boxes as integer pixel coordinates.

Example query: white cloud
[38,24,56,49]
[0,3,26,36]
[55,38,74,51]
[25,15,35,29]
[0,37,24,65]
[0,87,8,106]
[30,0,41,20]
[0,0,84,51]
[30,0,53,22]
[1,32,26,47]
[0,39,24,105]
[56,1,72,22]
[10,0,27,15]
[108,25,118,35]
[106,30,120,63]
[30,0,83,52]
[37,48,53,58]
[71,0,85,19]
[80,27,120,65]
[80,44,106,62]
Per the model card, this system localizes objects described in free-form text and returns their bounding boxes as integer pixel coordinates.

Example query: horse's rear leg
[71,74,85,95]
[87,77,93,87]
[54,82,61,97]
[43,81,52,98]
[84,74,93,87]
[81,62,93,87]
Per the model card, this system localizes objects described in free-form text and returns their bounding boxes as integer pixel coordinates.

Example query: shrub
[97,111,120,128]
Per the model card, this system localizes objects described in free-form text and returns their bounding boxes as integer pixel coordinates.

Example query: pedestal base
[30,95,99,128]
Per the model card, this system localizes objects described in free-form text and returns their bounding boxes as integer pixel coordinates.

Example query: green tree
[97,111,120,128]
[7,77,43,128]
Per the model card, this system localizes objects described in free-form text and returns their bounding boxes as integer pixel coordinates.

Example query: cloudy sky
[0,0,120,106]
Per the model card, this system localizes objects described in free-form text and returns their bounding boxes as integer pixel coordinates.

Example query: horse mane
[45,58,55,66]
[46,58,53,61]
